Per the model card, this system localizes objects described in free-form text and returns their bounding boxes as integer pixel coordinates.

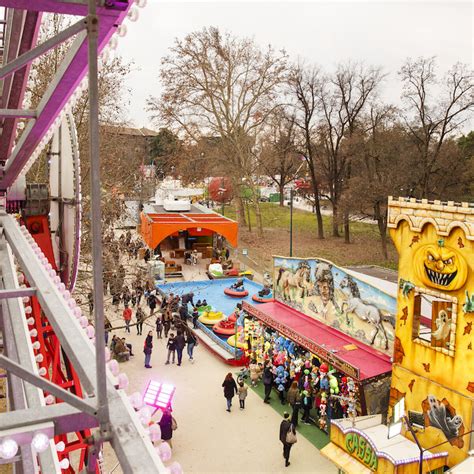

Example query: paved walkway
[103,320,336,474]
[101,241,336,473]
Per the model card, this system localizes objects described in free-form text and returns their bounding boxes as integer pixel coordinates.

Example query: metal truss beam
[0,287,36,298]
[0,9,42,166]
[0,213,165,472]
[0,7,127,190]
[0,240,59,472]
[0,17,87,82]
[0,403,98,435]
[0,109,36,118]
[0,1,128,17]
[0,212,97,395]
[0,354,97,416]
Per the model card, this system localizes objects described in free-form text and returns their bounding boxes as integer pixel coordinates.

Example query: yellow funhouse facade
[388,197,474,469]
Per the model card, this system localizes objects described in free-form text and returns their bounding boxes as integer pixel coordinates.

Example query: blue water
[157,277,264,316]
[157,278,264,359]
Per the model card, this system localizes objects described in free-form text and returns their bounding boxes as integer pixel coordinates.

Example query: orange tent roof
[140,212,239,249]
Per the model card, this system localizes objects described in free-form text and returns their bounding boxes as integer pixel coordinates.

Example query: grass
[241,378,329,450]
[221,202,398,273]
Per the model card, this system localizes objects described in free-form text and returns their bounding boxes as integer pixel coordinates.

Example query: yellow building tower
[388,197,474,469]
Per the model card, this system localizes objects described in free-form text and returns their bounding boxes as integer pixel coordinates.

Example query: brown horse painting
[276,263,311,301]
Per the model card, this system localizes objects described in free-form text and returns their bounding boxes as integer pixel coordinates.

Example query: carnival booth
[238,255,398,434]
[243,300,392,431]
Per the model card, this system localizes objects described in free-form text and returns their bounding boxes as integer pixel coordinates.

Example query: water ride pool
[158,278,264,363]
[157,278,264,316]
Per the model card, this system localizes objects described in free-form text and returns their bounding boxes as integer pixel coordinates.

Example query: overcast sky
[117,0,473,128]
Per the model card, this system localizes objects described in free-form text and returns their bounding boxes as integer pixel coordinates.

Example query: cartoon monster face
[415,243,467,291]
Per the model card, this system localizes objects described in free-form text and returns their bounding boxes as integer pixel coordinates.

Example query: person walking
[237,381,248,409]
[158,407,174,448]
[136,307,145,335]
[123,304,132,333]
[279,412,296,467]
[287,381,302,427]
[263,363,274,404]
[301,389,313,425]
[186,329,197,362]
[163,308,172,338]
[104,316,112,345]
[174,330,186,366]
[143,331,153,368]
[156,314,163,339]
[191,307,199,329]
[165,333,176,365]
[148,291,158,317]
[222,373,238,412]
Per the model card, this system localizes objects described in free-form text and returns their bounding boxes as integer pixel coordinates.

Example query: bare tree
[258,111,302,206]
[318,62,384,242]
[288,63,325,239]
[345,105,406,258]
[399,57,474,198]
[147,27,288,236]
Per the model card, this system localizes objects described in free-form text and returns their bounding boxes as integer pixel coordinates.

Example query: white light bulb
[25,305,33,314]
[32,432,50,453]
[27,317,35,325]
[32,341,41,350]
[59,458,70,469]
[29,329,38,337]
[38,367,47,376]
[0,438,18,459]
[108,35,118,50]
[127,6,139,22]
[45,395,55,405]
[55,441,65,452]
[35,354,44,363]
[117,24,127,37]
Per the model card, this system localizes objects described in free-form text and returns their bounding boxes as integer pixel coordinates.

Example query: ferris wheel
[0,1,165,473]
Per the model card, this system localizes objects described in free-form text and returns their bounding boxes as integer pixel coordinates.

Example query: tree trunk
[375,202,388,260]
[307,162,324,239]
[343,210,350,244]
[279,182,285,206]
[332,201,340,237]
[254,198,264,237]
[235,195,247,226]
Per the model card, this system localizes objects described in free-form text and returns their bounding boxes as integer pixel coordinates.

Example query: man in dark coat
[174,330,186,366]
[279,412,294,467]
[180,292,194,306]
[263,364,274,404]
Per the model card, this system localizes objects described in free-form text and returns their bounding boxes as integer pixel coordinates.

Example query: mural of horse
[276,262,311,301]
[339,275,394,350]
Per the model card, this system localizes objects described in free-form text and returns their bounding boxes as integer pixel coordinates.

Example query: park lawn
[221,203,398,273]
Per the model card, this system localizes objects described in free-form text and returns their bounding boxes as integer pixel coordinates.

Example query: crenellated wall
[388,197,474,468]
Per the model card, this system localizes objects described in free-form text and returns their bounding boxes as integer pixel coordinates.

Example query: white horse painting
[339,275,394,350]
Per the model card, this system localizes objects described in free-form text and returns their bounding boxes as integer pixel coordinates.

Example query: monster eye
[444,258,453,265]
[428,255,434,262]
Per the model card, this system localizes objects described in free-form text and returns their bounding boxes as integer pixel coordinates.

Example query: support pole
[289,188,294,257]
[86,1,109,436]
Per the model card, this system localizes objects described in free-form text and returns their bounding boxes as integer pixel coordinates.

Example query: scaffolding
[0,1,163,472]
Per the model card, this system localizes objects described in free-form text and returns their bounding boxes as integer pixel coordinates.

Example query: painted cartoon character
[414,241,468,291]
[427,395,463,440]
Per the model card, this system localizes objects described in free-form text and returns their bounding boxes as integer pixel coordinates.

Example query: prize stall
[240,255,398,433]
[242,300,392,431]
